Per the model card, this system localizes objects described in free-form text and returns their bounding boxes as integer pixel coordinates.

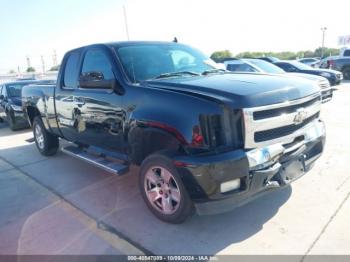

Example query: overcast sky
[0,0,349,73]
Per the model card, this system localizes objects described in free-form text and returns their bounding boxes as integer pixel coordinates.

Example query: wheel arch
[26,106,41,126]
[127,125,185,165]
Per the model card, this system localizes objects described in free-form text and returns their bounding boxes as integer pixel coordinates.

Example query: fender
[123,84,223,153]
[22,88,52,132]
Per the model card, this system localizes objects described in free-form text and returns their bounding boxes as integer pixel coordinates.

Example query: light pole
[123,5,130,40]
[321,27,327,58]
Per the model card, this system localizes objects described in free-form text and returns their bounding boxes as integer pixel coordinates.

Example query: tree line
[8,65,60,74]
[210,47,340,62]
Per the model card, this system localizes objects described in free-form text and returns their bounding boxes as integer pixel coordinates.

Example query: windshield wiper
[201,68,227,75]
[152,71,200,80]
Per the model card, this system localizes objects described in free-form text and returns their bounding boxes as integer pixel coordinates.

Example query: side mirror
[81,71,105,81]
[79,71,112,89]
[79,71,124,94]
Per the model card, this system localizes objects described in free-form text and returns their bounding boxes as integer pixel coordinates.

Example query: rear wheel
[33,116,59,156]
[139,153,194,223]
[343,67,350,80]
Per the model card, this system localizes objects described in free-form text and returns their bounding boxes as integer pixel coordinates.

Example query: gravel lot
[0,81,349,256]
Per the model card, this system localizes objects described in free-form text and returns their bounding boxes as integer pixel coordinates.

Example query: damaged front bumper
[175,120,325,215]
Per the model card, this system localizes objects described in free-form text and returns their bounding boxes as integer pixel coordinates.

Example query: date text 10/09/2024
[127,255,218,261]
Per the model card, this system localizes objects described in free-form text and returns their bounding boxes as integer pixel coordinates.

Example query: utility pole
[321,27,327,58]
[123,5,130,40]
[26,56,31,68]
[41,55,46,73]
[52,50,58,66]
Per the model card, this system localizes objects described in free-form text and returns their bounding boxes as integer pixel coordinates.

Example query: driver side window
[81,49,114,80]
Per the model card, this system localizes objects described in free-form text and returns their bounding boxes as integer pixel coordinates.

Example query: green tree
[49,65,60,71]
[314,47,340,58]
[26,67,35,72]
[210,50,233,62]
[8,69,16,74]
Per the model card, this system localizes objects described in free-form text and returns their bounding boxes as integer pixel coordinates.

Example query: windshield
[246,59,285,74]
[5,83,28,97]
[115,43,219,83]
[289,61,313,70]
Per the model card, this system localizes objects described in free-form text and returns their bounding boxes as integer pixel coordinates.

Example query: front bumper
[175,120,325,215]
[10,110,30,128]
[331,74,343,85]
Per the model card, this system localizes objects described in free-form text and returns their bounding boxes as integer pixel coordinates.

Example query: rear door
[67,47,124,151]
[55,51,82,141]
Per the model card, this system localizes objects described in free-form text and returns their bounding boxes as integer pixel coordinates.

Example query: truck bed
[22,83,60,135]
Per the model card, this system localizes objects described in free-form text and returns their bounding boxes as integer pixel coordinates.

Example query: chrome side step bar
[61,145,129,175]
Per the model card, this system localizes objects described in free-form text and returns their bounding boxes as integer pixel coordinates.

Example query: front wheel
[139,153,194,224]
[33,116,59,156]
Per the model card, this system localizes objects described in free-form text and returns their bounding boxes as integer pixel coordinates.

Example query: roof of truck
[67,41,187,53]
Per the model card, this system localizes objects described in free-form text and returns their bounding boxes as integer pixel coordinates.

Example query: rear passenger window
[81,49,114,80]
[63,52,80,88]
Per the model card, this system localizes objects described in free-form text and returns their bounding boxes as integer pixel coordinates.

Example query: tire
[343,67,350,80]
[33,116,59,156]
[139,153,194,223]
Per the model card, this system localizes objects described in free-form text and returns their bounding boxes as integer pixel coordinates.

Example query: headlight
[246,144,285,170]
[10,104,22,112]
[318,80,330,89]
[320,72,331,78]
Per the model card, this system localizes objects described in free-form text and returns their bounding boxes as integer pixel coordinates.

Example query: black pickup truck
[22,41,325,223]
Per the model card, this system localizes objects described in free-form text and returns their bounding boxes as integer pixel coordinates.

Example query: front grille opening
[253,96,320,120]
[283,135,304,149]
[254,113,319,142]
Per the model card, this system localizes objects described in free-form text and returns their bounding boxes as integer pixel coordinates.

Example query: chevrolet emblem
[294,108,308,125]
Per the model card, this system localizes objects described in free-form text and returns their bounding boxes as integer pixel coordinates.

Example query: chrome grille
[243,93,322,148]
[253,96,320,120]
[254,112,319,142]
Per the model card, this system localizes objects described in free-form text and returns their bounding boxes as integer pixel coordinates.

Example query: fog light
[220,179,241,193]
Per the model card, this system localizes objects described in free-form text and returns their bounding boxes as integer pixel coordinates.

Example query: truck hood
[144,73,320,108]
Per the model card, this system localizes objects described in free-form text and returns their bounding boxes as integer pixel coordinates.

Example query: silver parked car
[224,58,332,103]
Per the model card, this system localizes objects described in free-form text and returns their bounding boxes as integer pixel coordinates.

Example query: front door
[71,48,124,152]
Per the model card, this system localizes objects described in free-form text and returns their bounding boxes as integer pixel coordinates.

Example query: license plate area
[280,156,306,183]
